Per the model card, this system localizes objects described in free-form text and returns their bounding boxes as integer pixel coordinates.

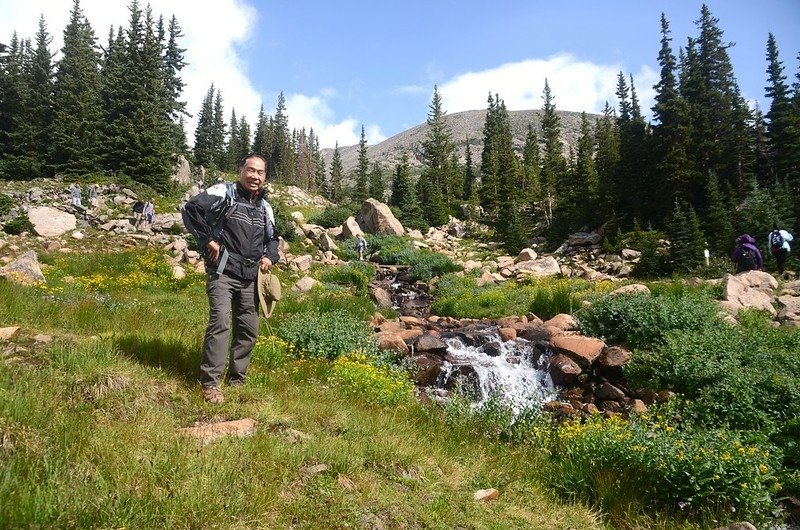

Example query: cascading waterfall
[437,330,557,415]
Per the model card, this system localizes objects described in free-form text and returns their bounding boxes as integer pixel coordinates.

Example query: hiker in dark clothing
[731,234,763,274]
[768,223,794,275]
[181,154,280,404]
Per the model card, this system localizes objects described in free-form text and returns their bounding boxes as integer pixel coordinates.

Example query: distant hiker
[731,234,763,274]
[132,200,145,226]
[88,184,98,209]
[181,154,280,404]
[768,223,794,275]
[355,233,367,261]
[69,184,82,207]
[143,198,155,228]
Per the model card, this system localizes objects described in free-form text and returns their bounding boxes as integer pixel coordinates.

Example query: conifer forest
[1,0,799,265]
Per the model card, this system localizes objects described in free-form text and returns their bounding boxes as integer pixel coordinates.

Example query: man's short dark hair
[237,153,268,171]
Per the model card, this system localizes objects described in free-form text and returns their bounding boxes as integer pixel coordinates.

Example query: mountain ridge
[320,108,601,174]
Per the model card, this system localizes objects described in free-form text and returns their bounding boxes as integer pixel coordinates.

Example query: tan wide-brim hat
[257,268,282,319]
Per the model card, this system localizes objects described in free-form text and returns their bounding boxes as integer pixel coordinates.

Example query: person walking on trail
[181,154,280,404]
[356,233,367,261]
[768,223,794,275]
[731,234,763,274]
[142,198,155,229]
[69,184,82,207]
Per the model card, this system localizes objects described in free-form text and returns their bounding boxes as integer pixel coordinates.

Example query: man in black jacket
[182,154,280,403]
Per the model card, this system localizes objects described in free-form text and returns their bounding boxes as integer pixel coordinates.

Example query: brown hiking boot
[201,384,224,404]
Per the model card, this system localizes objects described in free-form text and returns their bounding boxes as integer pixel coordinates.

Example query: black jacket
[182,182,280,280]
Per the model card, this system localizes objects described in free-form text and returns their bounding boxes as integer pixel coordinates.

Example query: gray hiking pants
[200,272,259,386]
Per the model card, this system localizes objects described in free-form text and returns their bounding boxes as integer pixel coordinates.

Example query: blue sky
[2,0,799,148]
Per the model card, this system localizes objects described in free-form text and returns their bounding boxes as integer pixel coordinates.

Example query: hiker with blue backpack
[731,234,763,274]
[768,224,793,275]
[181,153,280,404]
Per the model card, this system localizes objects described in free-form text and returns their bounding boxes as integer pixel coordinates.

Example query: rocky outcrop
[28,206,77,237]
[356,198,404,236]
[0,251,45,285]
[720,271,778,316]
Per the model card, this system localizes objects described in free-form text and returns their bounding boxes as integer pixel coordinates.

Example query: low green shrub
[576,291,719,349]
[308,205,356,228]
[276,310,376,360]
[3,214,34,235]
[368,235,461,281]
[544,415,781,525]
[272,202,300,242]
[627,310,800,468]
[320,262,373,294]
[0,193,13,216]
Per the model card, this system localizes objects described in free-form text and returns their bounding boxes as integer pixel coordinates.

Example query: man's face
[238,157,266,193]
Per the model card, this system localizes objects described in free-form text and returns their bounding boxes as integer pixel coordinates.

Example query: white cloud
[439,53,659,119]
[285,93,385,149]
[0,0,262,140]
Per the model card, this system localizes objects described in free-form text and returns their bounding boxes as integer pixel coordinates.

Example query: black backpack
[133,201,145,214]
[739,248,757,270]
[770,230,784,253]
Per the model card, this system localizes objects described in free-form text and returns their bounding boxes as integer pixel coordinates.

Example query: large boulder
[356,198,404,236]
[171,154,192,185]
[340,216,363,238]
[551,335,605,368]
[515,256,561,277]
[27,206,76,237]
[721,272,777,316]
[0,251,45,285]
[568,232,602,246]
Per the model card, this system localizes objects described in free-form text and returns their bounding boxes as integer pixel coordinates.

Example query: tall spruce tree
[193,84,215,168]
[162,15,188,153]
[463,140,476,202]
[594,102,620,219]
[269,92,293,181]
[492,97,527,252]
[225,109,240,171]
[479,93,500,211]
[0,34,27,179]
[521,124,542,203]
[211,89,226,170]
[540,79,567,225]
[352,125,369,204]
[51,0,103,175]
[764,32,800,188]
[651,13,695,215]
[686,5,754,195]
[418,87,452,227]
[328,142,344,203]
[22,16,54,178]
[667,200,706,273]
[391,152,427,230]
[369,162,384,202]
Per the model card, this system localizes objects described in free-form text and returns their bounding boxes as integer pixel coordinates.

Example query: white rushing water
[438,332,557,415]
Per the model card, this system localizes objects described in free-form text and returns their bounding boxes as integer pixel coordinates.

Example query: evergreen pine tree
[420,85,458,203]
[651,13,695,216]
[0,34,27,179]
[391,152,427,230]
[702,172,734,255]
[352,125,369,204]
[479,93,500,211]
[225,109,240,171]
[211,89,226,170]
[540,79,567,225]
[463,140,476,201]
[162,15,188,154]
[369,162,384,202]
[22,16,55,178]
[764,33,800,187]
[51,0,104,175]
[667,200,706,273]
[521,124,542,203]
[193,84,215,168]
[594,102,620,219]
[237,116,251,163]
[329,142,344,203]
[269,92,293,181]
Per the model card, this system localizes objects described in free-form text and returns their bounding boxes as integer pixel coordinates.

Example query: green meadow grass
[0,250,604,529]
